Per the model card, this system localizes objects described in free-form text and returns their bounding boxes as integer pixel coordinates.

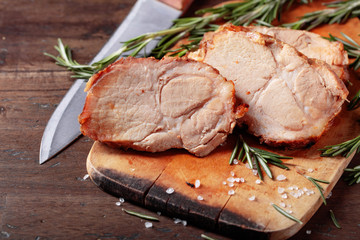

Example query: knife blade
[40,0,193,164]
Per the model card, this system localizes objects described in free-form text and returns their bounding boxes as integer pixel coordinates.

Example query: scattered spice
[186,181,195,188]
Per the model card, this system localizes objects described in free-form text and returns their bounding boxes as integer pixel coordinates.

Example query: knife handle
[158,0,194,11]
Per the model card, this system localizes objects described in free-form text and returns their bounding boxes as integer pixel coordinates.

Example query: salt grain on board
[197,195,204,201]
[228,190,235,195]
[248,195,256,201]
[281,194,288,199]
[195,180,201,188]
[278,187,285,194]
[145,222,153,228]
[255,179,261,184]
[166,188,174,194]
[83,174,89,180]
[276,174,287,181]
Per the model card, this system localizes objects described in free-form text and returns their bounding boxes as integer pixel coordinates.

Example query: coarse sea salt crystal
[195,180,201,188]
[197,195,204,201]
[235,177,240,183]
[228,182,234,187]
[279,202,286,208]
[308,168,314,173]
[166,187,174,194]
[240,178,245,183]
[278,187,285,194]
[119,198,125,203]
[276,175,287,181]
[83,174,89,180]
[233,159,239,165]
[255,179,261,184]
[115,202,121,206]
[145,222,153,228]
[230,171,235,177]
[222,181,227,185]
[182,220,187,226]
[306,230,312,235]
[281,193,288,199]
[228,189,235,195]
[327,191,332,199]
[174,218,182,224]
[227,177,235,183]
[248,195,256,201]
[287,210,293,214]
[252,170,258,175]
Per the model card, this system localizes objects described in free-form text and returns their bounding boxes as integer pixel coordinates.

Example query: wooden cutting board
[86,1,360,239]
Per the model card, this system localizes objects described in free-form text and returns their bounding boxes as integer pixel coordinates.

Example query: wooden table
[1,0,359,239]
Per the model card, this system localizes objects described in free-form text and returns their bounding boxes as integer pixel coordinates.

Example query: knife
[39,0,193,164]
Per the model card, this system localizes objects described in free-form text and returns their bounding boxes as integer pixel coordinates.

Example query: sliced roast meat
[79,57,236,157]
[246,26,349,81]
[188,24,348,147]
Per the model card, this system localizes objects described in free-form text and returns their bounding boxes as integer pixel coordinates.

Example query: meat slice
[246,26,349,81]
[188,24,348,147]
[79,57,236,157]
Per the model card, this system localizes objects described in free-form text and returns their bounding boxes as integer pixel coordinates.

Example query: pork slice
[79,57,236,157]
[188,24,348,147]
[247,26,349,81]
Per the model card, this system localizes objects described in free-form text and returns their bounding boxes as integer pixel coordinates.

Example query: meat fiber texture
[188,24,349,147]
[246,26,349,81]
[79,57,236,157]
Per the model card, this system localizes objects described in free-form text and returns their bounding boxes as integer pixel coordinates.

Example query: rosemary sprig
[272,203,303,224]
[344,165,360,185]
[304,175,330,205]
[319,135,360,158]
[330,210,341,229]
[46,1,305,78]
[283,0,360,30]
[122,208,159,221]
[230,136,291,180]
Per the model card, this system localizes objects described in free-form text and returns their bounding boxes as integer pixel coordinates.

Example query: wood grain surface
[1,0,360,239]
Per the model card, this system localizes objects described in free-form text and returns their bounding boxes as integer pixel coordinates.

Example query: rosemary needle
[330,209,341,229]
[344,165,360,185]
[230,136,291,180]
[122,208,159,221]
[283,0,360,31]
[304,176,330,205]
[319,135,360,158]
[272,203,303,224]
[201,234,218,240]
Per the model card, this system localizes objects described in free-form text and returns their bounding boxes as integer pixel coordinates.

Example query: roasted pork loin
[79,57,236,156]
[246,26,349,81]
[188,25,349,147]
